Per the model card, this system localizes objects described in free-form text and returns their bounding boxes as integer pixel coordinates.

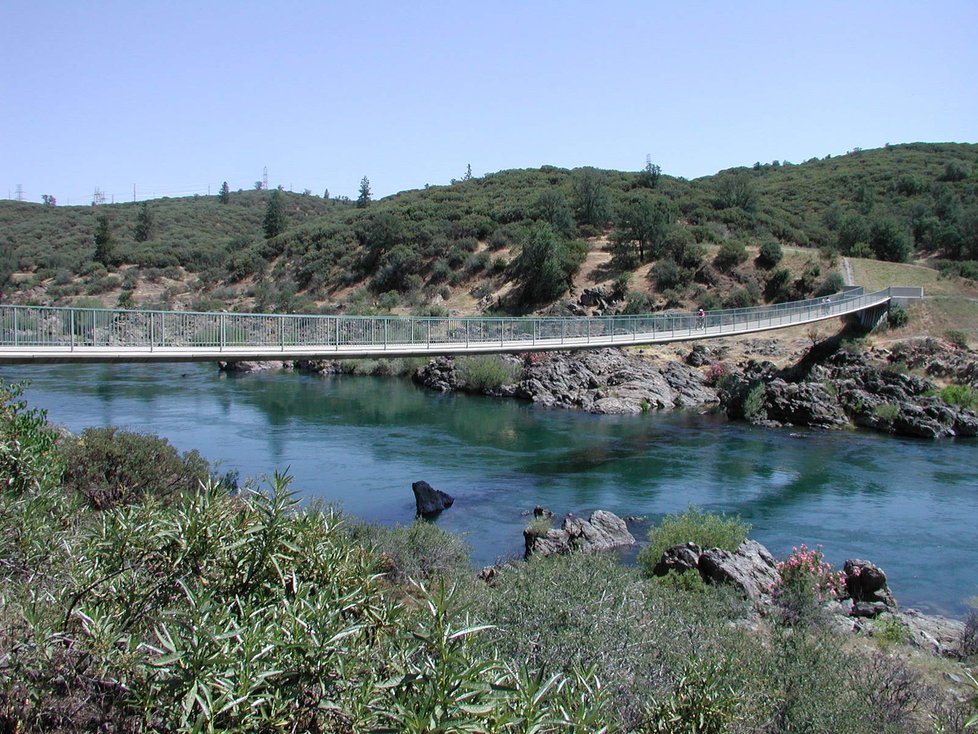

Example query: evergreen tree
[357,176,372,208]
[133,202,154,242]
[219,181,230,204]
[263,189,287,239]
[93,214,114,266]
[571,168,610,227]
[641,156,662,189]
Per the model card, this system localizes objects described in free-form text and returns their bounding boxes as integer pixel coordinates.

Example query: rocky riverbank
[219,335,978,438]
[720,337,978,438]
[414,348,718,415]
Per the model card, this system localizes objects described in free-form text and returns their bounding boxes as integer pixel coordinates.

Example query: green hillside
[1,143,976,318]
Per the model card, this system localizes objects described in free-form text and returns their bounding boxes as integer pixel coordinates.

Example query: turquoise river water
[4,362,977,617]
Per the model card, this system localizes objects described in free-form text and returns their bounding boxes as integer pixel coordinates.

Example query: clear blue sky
[2,1,976,204]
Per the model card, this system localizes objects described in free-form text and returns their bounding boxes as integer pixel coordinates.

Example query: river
[4,362,977,617]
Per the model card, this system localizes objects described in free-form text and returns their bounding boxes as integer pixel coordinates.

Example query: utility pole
[133,184,136,202]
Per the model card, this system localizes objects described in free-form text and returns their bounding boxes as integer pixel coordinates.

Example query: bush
[814,272,846,297]
[940,384,977,410]
[366,519,471,583]
[638,505,750,576]
[945,329,970,349]
[743,382,767,422]
[623,290,652,314]
[771,544,846,625]
[756,240,783,269]
[653,258,693,291]
[873,404,901,422]
[60,427,210,509]
[455,355,519,392]
[888,304,910,328]
[713,240,748,270]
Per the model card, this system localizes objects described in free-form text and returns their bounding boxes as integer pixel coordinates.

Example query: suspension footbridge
[0,287,921,365]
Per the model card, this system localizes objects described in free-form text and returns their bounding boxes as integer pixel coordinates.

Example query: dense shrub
[455,355,520,391]
[713,240,748,270]
[756,239,783,269]
[638,506,750,575]
[940,384,977,410]
[364,519,471,583]
[771,544,846,625]
[60,426,210,509]
[888,304,910,328]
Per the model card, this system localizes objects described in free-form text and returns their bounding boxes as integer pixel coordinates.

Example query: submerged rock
[218,360,292,373]
[412,480,454,517]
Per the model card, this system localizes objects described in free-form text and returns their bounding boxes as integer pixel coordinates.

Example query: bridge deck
[0,288,905,364]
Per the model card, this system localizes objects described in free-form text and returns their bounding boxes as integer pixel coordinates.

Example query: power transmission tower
[15,184,24,201]
[93,187,106,205]
[262,166,268,191]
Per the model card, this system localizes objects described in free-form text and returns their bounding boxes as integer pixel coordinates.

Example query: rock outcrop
[698,540,782,606]
[844,558,896,607]
[649,539,781,607]
[524,510,636,558]
[720,341,978,438]
[411,480,454,517]
[414,348,719,415]
[218,360,293,373]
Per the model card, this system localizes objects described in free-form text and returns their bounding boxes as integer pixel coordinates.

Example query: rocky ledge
[415,348,719,415]
[721,339,978,438]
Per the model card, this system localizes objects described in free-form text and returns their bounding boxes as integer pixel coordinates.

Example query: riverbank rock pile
[415,349,720,415]
[524,510,636,558]
[719,341,978,438]
[647,540,970,657]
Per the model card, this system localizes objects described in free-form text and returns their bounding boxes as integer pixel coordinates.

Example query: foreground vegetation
[2,381,977,732]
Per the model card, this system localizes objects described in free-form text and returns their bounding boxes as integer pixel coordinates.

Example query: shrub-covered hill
[2,142,976,316]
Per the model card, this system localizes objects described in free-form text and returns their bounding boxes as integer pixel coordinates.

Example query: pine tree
[133,202,154,242]
[263,189,286,239]
[94,214,114,266]
[219,181,230,204]
[357,176,371,208]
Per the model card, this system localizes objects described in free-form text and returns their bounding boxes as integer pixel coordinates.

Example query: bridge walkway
[0,287,919,364]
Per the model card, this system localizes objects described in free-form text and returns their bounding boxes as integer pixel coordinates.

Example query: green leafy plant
[742,383,767,422]
[873,403,901,422]
[941,384,977,410]
[638,506,750,576]
[456,355,520,392]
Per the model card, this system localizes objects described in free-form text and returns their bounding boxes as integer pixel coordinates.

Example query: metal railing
[0,287,899,363]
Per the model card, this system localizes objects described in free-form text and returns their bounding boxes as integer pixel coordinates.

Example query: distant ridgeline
[1,142,975,316]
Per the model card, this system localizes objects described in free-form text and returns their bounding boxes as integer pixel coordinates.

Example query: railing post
[13,309,18,347]
[280,316,285,350]
[70,309,75,351]
[220,313,226,351]
[149,312,154,352]
[385,318,389,350]
[610,316,615,342]
[427,320,431,349]
[465,319,469,349]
